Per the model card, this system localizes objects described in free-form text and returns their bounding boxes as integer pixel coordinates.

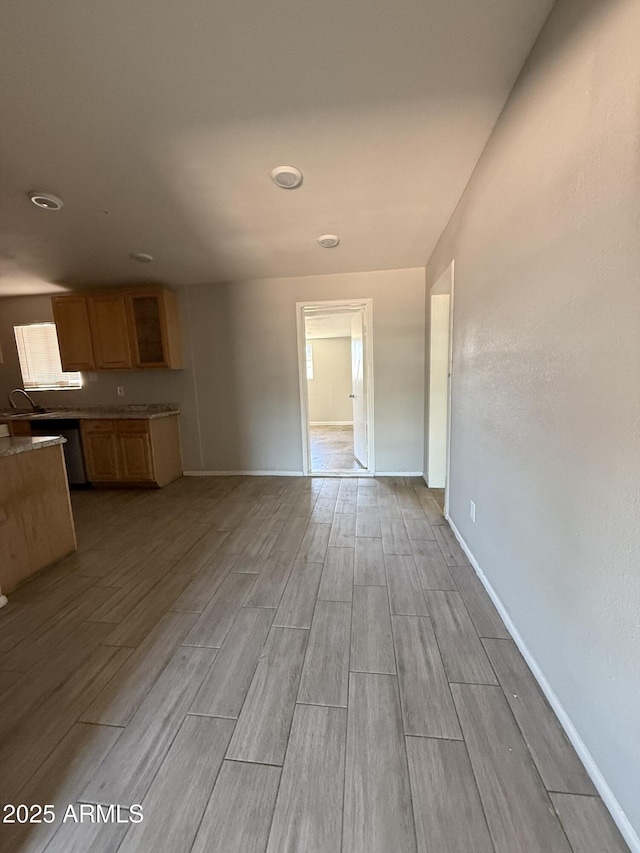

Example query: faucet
[8,389,46,413]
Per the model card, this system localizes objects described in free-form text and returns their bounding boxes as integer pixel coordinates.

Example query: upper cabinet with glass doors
[52,287,183,371]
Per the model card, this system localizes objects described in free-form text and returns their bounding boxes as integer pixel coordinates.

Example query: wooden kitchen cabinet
[81,415,181,486]
[51,295,96,371]
[81,421,121,481]
[52,287,183,371]
[87,292,132,370]
[116,421,154,481]
[0,441,76,594]
[125,289,183,369]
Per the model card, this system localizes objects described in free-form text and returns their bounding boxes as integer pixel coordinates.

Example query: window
[306,342,314,380]
[14,323,82,390]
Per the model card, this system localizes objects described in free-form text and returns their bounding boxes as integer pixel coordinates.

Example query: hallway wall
[424,0,640,841]
[307,337,353,424]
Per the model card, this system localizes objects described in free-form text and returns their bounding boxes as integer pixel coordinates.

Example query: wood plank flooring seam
[547,789,600,797]
[481,676,588,812]
[391,615,462,740]
[343,670,418,853]
[76,709,192,808]
[80,645,218,807]
[226,626,309,765]
[188,711,238,720]
[297,599,351,708]
[424,590,498,686]
[398,605,468,741]
[340,667,353,853]
[266,703,347,853]
[451,683,573,853]
[405,734,496,853]
[224,756,287,769]
[189,607,275,720]
[482,638,596,797]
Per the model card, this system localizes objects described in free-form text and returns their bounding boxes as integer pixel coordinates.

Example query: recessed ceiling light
[317,234,340,248]
[129,252,153,263]
[271,166,303,189]
[29,192,64,211]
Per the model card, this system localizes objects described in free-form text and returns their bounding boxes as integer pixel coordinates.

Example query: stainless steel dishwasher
[30,419,88,485]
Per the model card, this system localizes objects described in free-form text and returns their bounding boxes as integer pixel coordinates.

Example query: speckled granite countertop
[0,435,66,458]
[1,404,180,421]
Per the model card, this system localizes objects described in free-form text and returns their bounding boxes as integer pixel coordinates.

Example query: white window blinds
[14,323,82,390]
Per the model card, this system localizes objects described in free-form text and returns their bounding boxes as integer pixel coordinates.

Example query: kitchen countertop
[0,404,180,422]
[0,435,67,458]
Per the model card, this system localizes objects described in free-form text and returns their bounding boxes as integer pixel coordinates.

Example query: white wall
[307,337,353,424]
[425,0,640,841]
[187,268,425,473]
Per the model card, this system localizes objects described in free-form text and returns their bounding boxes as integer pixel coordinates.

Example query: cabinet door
[81,422,120,480]
[116,421,155,481]
[87,294,132,369]
[9,421,32,437]
[51,296,96,371]
[126,290,183,369]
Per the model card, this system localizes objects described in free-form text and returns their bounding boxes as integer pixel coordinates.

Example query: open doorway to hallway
[297,300,374,476]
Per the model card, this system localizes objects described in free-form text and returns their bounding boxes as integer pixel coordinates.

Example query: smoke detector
[317,234,340,248]
[270,166,303,189]
[29,192,64,211]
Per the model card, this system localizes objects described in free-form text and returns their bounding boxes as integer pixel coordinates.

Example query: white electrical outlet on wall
[470,500,476,523]
[117,386,125,397]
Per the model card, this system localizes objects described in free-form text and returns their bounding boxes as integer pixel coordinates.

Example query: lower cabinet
[81,421,122,481]
[81,416,181,487]
[118,423,155,481]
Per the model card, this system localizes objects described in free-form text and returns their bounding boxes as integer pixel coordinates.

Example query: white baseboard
[184,470,424,478]
[309,421,354,426]
[446,515,640,853]
[183,470,304,477]
[376,471,424,477]
[309,470,372,478]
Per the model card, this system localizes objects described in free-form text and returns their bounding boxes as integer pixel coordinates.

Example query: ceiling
[0,0,554,296]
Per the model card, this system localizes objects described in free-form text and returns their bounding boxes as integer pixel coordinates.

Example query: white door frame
[296,298,375,476]
[445,265,454,519]
[425,261,454,519]
[427,261,454,516]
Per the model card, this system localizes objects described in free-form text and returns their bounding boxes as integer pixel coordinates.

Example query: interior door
[351,310,368,468]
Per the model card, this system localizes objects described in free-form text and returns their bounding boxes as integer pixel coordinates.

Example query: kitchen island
[0,435,76,594]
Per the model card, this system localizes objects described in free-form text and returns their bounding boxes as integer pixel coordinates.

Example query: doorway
[297,299,374,476]
[427,262,454,516]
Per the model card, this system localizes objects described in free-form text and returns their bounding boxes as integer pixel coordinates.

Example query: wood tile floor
[0,476,629,852]
[309,425,363,473]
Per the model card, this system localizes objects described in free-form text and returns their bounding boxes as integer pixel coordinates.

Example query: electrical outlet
[117,386,125,397]
[470,500,476,523]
